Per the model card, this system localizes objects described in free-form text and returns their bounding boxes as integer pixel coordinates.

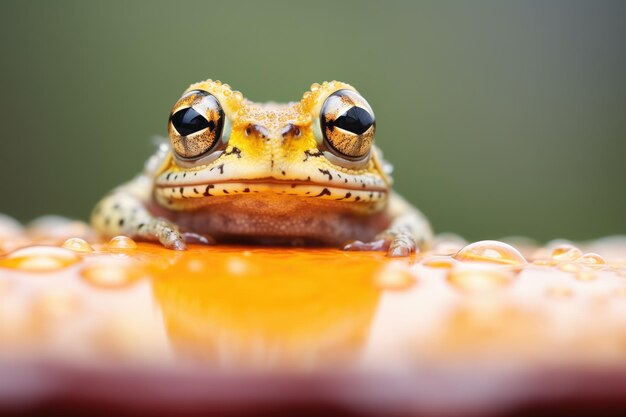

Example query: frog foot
[343,232,417,257]
[137,218,187,250]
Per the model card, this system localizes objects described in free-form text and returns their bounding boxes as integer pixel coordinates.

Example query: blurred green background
[1,0,624,242]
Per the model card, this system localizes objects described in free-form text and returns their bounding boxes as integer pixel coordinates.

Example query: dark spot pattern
[225,147,242,158]
[203,184,214,197]
[303,150,323,161]
[314,188,331,197]
[318,169,333,181]
[336,192,351,201]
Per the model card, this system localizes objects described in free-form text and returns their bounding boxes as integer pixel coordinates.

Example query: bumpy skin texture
[91,80,432,256]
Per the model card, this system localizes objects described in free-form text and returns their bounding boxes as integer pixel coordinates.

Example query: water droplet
[447,265,513,293]
[422,256,455,269]
[550,244,582,261]
[233,91,243,101]
[62,237,94,253]
[558,262,581,273]
[578,253,606,266]
[576,270,597,282]
[374,261,416,290]
[546,284,574,298]
[454,240,526,266]
[81,261,146,289]
[1,246,81,272]
[310,83,320,91]
[499,236,539,258]
[107,236,137,250]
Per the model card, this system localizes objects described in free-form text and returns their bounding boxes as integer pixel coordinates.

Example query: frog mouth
[154,177,387,204]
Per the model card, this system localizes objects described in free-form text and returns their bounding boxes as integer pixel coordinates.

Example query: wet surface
[2,216,626,415]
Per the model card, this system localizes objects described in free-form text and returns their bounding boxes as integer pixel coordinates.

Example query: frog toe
[140,218,187,251]
[386,239,414,257]
[159,229,187,251]
[385,233,416,257]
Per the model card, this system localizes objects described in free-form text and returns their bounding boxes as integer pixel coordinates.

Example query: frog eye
[319,89,375,160]
[168,90,226,160]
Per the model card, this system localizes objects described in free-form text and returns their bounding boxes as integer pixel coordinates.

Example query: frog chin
[153,178,387,211]
[150,182,392,246]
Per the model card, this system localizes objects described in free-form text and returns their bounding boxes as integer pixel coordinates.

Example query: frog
[91,80,432,256]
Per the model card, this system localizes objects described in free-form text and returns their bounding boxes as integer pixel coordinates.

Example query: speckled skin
[91,80,432,256]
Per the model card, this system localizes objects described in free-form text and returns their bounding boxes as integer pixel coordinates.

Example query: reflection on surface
[2,223,626,373]
[152,248,383,370]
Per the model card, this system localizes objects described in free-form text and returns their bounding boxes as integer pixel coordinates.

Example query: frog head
[154,80,392,214]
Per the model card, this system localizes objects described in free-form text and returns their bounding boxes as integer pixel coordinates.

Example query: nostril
[281,123,301,139]
[245,124,270,139]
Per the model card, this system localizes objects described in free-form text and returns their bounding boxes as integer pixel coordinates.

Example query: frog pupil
[170,107,213,136]
[334,106,374,135]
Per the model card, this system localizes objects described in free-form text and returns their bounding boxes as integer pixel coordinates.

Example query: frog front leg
[91,143,212,250]
[91,174,189,250]
[344,192,433,257]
